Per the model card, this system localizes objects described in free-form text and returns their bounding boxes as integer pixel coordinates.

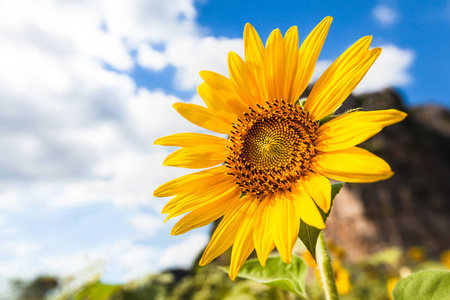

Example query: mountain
[325,88,450,260]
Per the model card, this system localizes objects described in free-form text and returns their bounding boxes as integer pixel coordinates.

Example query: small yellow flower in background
[332,261,352,295]
[406,246,425,262]
[154,17,407,280]
[387,277,399,300]
[440,250,450,268]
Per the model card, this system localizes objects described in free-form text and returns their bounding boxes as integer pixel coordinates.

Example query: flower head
[154,17,407,280]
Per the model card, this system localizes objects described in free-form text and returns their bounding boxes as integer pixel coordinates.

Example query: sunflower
[154,17,406,280]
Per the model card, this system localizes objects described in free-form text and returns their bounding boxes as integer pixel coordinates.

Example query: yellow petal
[171,186,241,235]
[244,23,267,105]
[200,194,256,266]
[173,102,231,134]
[300,173,331,213]
[244,23,264,69]
[264,28,285,102]
[315,109,407,152]
[253,195,275,266]
[165,178,237,220]
[228,51,260,108]
[229,198,259,280]
[154,132,229,148]
[153,166,227,198]
[313,147,393,182]
[161,178,232,215]
[291,16,333,103]
[271,190,299,264]
[291,182,325,229]
[162,146,227,169]
[282,26,299,102]
[197,83,238,124]
[305,36,380,121]
[199,70,247,112]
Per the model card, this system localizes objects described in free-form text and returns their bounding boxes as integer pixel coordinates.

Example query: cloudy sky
[0,0,448,294]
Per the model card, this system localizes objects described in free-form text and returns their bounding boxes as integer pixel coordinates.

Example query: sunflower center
[226,100,319,197]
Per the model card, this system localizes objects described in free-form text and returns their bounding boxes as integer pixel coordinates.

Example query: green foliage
[72,282,121,300]
[225,255,309,299]
[392,270,450,300]
[298,182,344,260]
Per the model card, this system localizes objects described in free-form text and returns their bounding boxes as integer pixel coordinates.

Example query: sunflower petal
[200,194,256,266]
[305,36,380,121]
[313,147,393,182]
[154,132,229,148]
[197,83,239,124]
[199,70,249,114]
[271,190,299,264]
[228,51,260,108]
[291,183,325,229]
[161,178,232,215]
[253,195,275,266]
[162,146,228,169]
[291,16,333,103]
[229,198,259,280]
[153,166,228,197]
[300,173,332,213]
[165,180,237,220]
[171,187,241,235]
[173,102,231,134]
[244,23,267,105]
[282,26,299,102]
[265,28,285,102]
[315,109,407,151]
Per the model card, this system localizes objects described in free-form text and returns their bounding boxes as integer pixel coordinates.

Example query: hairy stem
[317,232,339,300]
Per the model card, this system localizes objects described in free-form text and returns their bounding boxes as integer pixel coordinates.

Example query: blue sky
[0,0,448,296]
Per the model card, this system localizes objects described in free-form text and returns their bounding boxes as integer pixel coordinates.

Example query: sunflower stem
[317,232,339,300]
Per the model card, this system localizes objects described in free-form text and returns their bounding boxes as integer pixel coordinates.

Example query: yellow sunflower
[154,17,407,280]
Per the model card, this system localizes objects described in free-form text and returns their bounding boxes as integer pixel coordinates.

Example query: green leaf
[222,255,309,299]
[392,270,450,300]
[298,182,344,260]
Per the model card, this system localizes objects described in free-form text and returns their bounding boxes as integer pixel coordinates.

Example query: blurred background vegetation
[11,243,450,300]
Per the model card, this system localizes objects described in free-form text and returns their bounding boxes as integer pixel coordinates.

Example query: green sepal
[317,107,363,126]
[299,98,307,109]
[318,114,338,126]
[298,182,344,261]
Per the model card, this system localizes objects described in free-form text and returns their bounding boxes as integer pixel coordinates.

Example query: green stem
[317,232,339,300]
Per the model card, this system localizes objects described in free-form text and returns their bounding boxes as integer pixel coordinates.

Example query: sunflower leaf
[298,182,344,261]
[392,270,450,300]
[222,255,309,299]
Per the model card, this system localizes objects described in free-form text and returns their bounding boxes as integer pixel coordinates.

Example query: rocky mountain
[325,88,450,260]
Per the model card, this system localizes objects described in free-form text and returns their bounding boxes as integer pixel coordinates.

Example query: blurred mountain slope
[325,88,450,260]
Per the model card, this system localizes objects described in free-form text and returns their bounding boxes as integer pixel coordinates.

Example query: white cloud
[0,0,215,287]
[160,233,209,269]
[92,0,200,47]
[372,5,399,26]
[354,44,414,94]
[129,214,165,237]
[113,242,159,281]
[137,44,169,71]
[165,36,243,90]
[136,35,244,91]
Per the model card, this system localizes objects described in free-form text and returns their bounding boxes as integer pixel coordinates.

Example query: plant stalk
[317,232,339,300]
